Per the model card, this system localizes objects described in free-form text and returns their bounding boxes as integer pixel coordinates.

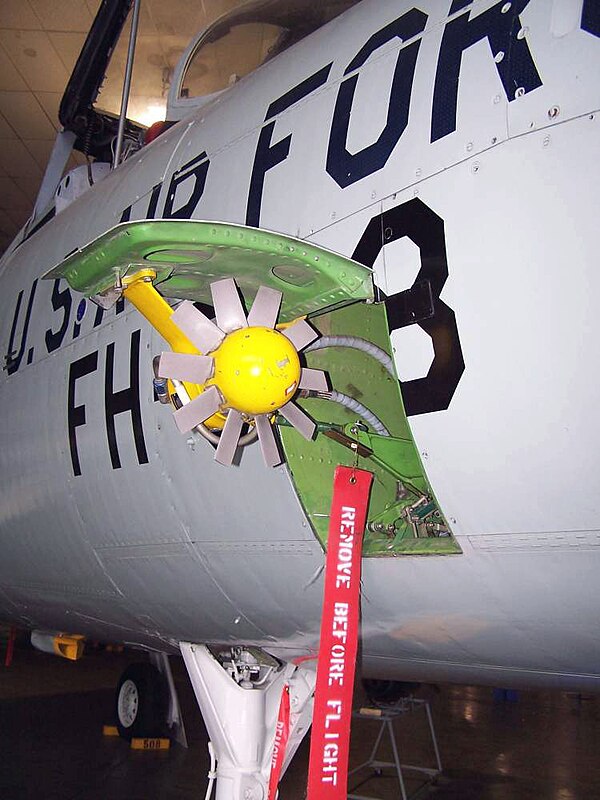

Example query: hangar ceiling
[0,0,248,254]
[0,0,358,255]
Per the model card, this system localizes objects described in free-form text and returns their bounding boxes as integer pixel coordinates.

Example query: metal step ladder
[348,698,442,800]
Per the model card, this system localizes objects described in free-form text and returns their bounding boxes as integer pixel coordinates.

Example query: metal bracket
[342,424,425,488]
[387,280,434,328]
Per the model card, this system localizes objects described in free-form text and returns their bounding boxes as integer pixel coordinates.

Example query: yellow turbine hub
[212,326,301,416]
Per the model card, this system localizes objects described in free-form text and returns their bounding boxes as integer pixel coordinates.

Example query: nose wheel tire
[115,662,169,740]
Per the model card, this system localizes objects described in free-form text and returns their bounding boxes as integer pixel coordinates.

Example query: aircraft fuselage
[1,0,599,690]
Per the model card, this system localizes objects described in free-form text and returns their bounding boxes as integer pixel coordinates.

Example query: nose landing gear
[180,643,316,800]
[115,662,169,740]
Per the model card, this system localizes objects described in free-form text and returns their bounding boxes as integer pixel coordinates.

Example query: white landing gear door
[180,643,315,800]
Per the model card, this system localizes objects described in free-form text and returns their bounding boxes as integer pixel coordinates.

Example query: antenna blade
[299,367,328,392]
[171,301,224,353]
[173,385,221,433]
[255,414,283,467]
[247,285,282,328]
[214,409,244,466]
[158,352,213,384]
[279,402,316,441]
[211,278,248,333]
[282,319,318,351]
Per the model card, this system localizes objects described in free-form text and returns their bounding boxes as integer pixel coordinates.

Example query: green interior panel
[43,220,373,322]
[280,301,461,556]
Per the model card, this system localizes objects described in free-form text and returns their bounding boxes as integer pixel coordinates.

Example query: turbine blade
[214,409,244,466]
[173,385,221,433]
[283,319,318,351]
[279,402,316,441]
[255,414,283,467]
[299,367,328,392]
[247,285,282,328]
[158,351,213,384]
[211,278,248,333]
[171,301,224,353]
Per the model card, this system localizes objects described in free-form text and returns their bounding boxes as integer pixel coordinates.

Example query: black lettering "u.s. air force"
[118,0,598,227]
[248,0,544,220]
[5,280,38,374]
[246,64,333,227]
[119,152,210,222]
[327,8,427,188]
[119,0,600,228]
[431,0,542,142]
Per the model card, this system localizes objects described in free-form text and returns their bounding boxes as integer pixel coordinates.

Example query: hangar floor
[0,643,598,800]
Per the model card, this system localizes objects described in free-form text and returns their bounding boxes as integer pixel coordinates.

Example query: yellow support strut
[121,269,225,429]
[121,269,198,355]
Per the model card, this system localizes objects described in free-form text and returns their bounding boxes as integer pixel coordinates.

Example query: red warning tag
[267,683,290,800]
[306,466,373,799]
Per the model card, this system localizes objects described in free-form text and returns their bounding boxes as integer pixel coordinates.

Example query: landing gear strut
[180,643,315,800]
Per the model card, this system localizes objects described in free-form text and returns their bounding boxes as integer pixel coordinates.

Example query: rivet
[517,27,528,40]
[515,87,525,98]
[548,105,560,119]
[494,51,504,63]
[501,3,511,13]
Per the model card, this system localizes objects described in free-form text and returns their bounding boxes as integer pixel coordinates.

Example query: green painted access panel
[279,301,461,557]
[44,220,373,321]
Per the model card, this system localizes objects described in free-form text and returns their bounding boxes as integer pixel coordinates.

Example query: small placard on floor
[130,737,171,751]
[102,725,119,737]
[358,707,382,717]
